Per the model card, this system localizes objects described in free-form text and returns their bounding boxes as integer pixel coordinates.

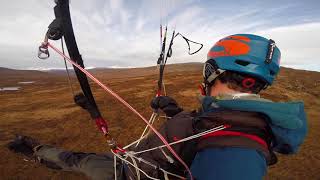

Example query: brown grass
[0,64,319,179]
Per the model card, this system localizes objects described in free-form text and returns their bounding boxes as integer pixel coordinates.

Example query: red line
[202,130,268,149]
[47,42,193,180]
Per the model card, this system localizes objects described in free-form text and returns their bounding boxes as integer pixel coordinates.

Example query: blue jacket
[191,148,267,180]
[190,95,307,180]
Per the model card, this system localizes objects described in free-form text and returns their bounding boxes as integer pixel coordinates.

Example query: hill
[0,64,319,179]
[0,67,51,87]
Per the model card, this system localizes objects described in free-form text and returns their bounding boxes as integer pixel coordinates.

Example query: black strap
[156,165,166,180]
[175,33,204,55]
[52,0,102,119]
[157,27,168,93]
[158,30,175,93]
[157,31,203,94]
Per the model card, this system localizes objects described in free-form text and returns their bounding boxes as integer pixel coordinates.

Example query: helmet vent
[235,60,250,66]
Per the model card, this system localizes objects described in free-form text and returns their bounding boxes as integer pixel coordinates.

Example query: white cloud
[0,0,319,71]
[256,23,320,70]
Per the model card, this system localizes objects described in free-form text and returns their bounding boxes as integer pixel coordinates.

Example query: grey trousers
[34,145,121,180]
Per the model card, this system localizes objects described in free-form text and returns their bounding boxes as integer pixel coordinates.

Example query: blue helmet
[204,34,281,85]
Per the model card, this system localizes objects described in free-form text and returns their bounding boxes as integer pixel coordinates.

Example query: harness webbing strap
[201,130,268,150]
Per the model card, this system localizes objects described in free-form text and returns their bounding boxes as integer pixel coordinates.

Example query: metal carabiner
[38,35,50,59]
[38,43,50,59]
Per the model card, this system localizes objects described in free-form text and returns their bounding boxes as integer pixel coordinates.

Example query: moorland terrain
[0,64,319,179]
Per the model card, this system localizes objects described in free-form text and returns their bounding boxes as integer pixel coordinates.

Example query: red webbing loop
[202,130,268,150]
[95,117,108,135]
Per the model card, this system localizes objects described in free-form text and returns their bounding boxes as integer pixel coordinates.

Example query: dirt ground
[0,64,319,179]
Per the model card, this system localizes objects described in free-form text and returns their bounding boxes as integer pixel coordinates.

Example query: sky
[0,0,319,71]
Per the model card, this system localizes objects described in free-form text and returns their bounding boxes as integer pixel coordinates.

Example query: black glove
[74,93,91,110]
[150,96,183,117]
[7,135,40,158]
[74,93,100,118]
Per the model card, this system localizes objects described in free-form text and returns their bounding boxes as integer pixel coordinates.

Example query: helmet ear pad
[217,70,269,94]
[203,59,225,85]
[202,59,226,95]
[242,78,256,89]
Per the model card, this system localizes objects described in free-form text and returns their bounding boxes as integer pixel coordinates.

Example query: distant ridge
[1,63,315,79]
[0,67,48,75]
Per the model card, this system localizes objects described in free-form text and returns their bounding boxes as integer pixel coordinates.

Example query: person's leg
[34,145,118,180]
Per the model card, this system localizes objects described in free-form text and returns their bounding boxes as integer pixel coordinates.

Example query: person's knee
[34,145,78,170]
[34,145,65,161]
[75,154,115,180]
[35,146,115,179]
[58,151,96,167]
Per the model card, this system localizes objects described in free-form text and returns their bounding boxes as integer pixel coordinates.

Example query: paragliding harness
[190,110,278,166]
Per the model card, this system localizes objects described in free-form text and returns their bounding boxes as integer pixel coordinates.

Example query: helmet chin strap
[205,83,212,96]
[198,83,212,96]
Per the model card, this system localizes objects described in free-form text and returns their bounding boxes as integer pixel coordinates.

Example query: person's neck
[211,87,238,96]
[213,92,260,100]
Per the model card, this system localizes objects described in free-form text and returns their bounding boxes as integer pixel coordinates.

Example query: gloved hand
[74,93,100,118]
[7,135,40,158]
[74,93,91,110]
[150,96,183,117]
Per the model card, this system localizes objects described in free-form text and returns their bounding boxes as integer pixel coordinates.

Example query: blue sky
[0,0,319,71]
